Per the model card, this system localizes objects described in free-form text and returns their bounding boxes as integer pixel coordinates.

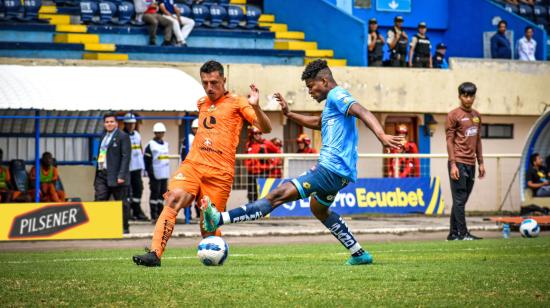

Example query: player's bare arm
[248,84,272,133]
[347,103,402,149]
[274,92,322,130]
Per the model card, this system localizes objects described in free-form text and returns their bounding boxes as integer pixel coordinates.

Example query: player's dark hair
[525,26,533,33]
[301,59,332,81]
[103,113,117,121]
[200,60,224,77]
[458,82,477,96]
[530,153,540,165]
[498,20,507,28]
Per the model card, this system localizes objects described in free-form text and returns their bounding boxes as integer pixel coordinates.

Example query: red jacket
[297,147,317,154]
[389,141,420,177]
[245,139,281,175]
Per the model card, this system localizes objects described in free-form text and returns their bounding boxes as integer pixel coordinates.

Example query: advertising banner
[0,202,122,241]
[257,177,445,217]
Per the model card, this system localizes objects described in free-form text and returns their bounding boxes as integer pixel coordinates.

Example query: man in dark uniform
[432,43,449,69]
[367,18,384,67]
[408,22,432,68]
[387,16,408,67]
[94,113,132,234]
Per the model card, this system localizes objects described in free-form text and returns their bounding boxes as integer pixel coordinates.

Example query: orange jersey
[185,92,257,174]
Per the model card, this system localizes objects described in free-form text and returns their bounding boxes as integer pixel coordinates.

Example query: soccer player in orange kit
[132,60,272,267]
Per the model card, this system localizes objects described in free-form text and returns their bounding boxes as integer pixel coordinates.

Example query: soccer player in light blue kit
[201,60,402,265]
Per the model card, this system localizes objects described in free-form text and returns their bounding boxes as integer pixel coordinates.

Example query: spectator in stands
[143,0,174,46]
[491,20,512,59]
[94,113,132,234]
[432,43,449,69]
[296,133,317,154]
[269,137,283,178]
[388,125,420,178]
[123,113,148,221]
[520,0,534,5]
[387,16,408,67]
[134,0,148,23]
[517,26,537,61]
[408,22,432,68]
[159,0,195,47]
[144,122,170,223]
[245,127,281,202]
[29,152,64,202]
[0,148,13,203]
[367,18,384,67]
[527,153,550,197]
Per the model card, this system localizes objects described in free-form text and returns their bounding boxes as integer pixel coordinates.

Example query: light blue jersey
[318,86,358,182]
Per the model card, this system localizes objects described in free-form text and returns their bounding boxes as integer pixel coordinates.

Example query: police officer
[144,122,170,223]
[123,113,148,221]
[408,22,432,68]
[367,18,384,67]
[387,16,408,67]
[432,43,449,69]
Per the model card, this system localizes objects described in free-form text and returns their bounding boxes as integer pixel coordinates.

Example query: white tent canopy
[0,65,204,111]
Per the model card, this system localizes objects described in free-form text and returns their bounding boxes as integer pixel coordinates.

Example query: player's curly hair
[301,59,331,81]
[200,60,224,77]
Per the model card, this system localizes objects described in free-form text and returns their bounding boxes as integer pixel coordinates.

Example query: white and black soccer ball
[519,219,540,238]
[197,236,228,266]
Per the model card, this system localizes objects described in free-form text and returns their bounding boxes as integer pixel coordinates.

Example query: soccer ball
[197,236,228,266]
[519,219,540,238]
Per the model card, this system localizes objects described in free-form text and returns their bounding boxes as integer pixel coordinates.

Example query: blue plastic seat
[223,5,243,29]
[504,3,518,14]
[191,3,209,27]
[518,4,534,19]
[96,1,116,24]
[175,3,191,18]
[3,0,23,20]
[80,1,99,24]
[242,5,261,29]
[18,0,42,21]
[207,4,226,28]
[113,1,134,25]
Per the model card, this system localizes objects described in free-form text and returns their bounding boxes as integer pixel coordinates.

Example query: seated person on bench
[527,153,550,197]
[0,148,14,203]
[29,152,65,202]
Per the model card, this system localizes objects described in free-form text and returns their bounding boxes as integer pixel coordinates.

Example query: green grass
[1,237,550,307]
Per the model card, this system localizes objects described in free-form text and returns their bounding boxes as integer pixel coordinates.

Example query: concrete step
[258,14,274,23]
[38,5,57,14]
[56,24,87,33]
[275,31,305,40]
[84,43,116,52]
[305,49,334,58]
[274,40,317,51]
[305,57,347,67]
[83,53,128,61]
[39,13,71,25]
[259,22,288,32]
[230,0,246,4]
[54,33,100,44]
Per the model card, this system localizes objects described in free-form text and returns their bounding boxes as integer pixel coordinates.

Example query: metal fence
[229,153,522,213]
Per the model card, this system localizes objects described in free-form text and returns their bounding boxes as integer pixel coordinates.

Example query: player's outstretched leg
[310,198,372,265]
[201,182,299,232]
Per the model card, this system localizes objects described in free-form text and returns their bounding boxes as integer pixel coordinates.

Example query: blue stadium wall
[267,0,547,66]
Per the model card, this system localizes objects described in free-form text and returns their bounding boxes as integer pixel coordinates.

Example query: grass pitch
[1,237,549,307]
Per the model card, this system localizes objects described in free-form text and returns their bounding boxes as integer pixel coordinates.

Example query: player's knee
[310,201,330,221]
[267,183,296,206]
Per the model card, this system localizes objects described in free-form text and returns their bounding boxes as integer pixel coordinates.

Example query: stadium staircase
[38,3,128,61]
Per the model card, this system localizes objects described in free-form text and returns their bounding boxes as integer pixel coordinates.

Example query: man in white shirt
[517,26,536,61]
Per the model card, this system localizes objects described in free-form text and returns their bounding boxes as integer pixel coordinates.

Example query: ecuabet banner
[257,177,445,216]
[0,202,122,241]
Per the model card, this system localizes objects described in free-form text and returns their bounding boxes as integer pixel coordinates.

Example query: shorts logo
[326,195,334,201]
[303,182,311,190]
[174,173,185,180]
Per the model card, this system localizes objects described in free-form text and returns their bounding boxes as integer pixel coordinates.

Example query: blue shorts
[290,165,350,207]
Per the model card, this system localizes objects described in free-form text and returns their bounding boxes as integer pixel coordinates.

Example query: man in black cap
[367,18,385,67]
[432,43,449,69]
[387,16,408,67]
[408,22,432,68]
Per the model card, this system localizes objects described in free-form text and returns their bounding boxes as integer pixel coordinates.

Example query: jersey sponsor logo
[204,138,213,147]
[461,118,470,122]
[173,173,186,180]
[472,117,480,123]
[465,126,478,137]
[208,104,216,112]
[203,116,217,129]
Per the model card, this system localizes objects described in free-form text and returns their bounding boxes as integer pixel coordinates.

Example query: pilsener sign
[0,202,123,241]
[257,177,445,216]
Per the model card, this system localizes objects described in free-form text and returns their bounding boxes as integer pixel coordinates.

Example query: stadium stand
[492,0,550,32]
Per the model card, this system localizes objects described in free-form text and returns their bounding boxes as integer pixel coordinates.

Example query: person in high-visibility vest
[0,148,13,203]
[29,152,64,202]
[123,113,148,221]
[144,122,170,223]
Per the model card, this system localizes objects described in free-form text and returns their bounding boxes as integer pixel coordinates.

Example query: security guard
[387,16,408,67]
[367,18,385,67]
[144,122,170,223]
[408,22,432,68]
[432,43,449,69]
[123,113,148,221]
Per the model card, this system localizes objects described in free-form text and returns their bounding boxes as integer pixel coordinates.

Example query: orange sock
[150,206,177,258]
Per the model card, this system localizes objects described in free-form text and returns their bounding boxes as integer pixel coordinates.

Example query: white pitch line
[3,244,549,265]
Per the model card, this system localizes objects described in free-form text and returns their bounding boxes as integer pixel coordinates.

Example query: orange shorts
[168,160,233,211]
